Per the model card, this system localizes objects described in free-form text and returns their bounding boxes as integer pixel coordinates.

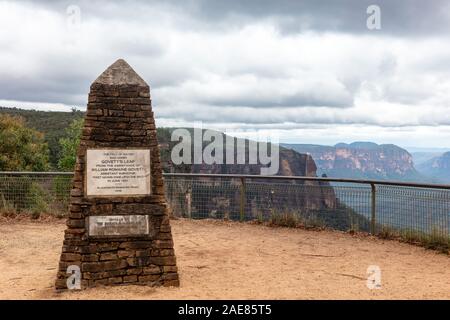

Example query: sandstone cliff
[155,129,370,231]
[283,142,423,181]
[417,152,450,183]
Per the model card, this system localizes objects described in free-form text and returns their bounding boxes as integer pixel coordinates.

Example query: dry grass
[378,225,450,255]
[267,210,325,230]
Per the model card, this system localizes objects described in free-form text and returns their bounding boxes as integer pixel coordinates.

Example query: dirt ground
[0,218,449,300]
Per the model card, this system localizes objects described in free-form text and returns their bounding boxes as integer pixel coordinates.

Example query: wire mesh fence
[0,172,449,247]
[0,172,72,217]
[375,185,450,241]
[165,176,372,233]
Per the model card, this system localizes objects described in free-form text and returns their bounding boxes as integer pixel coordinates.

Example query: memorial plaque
[88,215,150,236]
[86,149,151,196]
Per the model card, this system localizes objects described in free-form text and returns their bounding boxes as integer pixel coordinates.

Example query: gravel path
[0,218,449,299]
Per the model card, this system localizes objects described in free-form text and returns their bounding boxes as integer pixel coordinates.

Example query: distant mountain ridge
[0,106,319,178]
[417,152,450,183]
[282,141,428,182]
[1,106,445,184]
[335,142,380,149]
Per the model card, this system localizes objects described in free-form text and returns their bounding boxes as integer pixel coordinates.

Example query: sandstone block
[60,253,81,262]
[123,275,138,283]
[143,265,161,275]
[82,259,128,273]
[108,277,123,284]
[139,275,160,283]
[150,256,176,266]
[100,253,118,261]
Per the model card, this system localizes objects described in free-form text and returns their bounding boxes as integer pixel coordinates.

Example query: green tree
[0,114,50,171]
[58,118,84,171]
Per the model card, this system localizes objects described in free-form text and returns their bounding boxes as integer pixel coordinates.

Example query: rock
[81,259,128,273]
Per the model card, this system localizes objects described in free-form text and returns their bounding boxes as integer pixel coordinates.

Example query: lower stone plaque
[88,215,150,237]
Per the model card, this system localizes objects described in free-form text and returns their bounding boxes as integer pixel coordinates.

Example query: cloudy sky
[1,0,450,149]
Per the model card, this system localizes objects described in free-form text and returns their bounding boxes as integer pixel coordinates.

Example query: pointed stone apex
[93,59,148,87]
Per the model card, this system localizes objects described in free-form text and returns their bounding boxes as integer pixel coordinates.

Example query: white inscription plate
[86,149,151,196]
[88,215,150,236]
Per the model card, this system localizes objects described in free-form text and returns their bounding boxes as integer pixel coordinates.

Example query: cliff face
[417,152,450,183]
[283,142,422,181]
[156,128,318,177]
[191,148,317,177]
[156,131,338,221]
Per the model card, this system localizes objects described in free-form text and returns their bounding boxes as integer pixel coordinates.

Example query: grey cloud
[378,54,397,76]
[0,78,86,105]
[198,0,450,36]
[1,0,450,131]
[155,105,370,126]
[109,37,166,57]
[34,0,450,36]
[199,89,353,108]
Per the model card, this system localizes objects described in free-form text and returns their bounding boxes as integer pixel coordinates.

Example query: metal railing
[1,171,449,246]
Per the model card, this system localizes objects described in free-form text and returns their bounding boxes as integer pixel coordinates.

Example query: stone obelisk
[55,59,179,289]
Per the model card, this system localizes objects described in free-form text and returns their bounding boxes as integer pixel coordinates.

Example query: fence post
[240,177,246,222]
[185,187,192,219]
[370,183,376,235]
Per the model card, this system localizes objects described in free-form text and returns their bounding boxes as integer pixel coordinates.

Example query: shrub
[0,193,17,217]
[269,210,299,228]
[0,114,50,171]
[58,118,83,171]
[28,182,49,216]
[377,225,399,240]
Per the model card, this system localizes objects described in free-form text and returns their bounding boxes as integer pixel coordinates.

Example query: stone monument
[55,59,179,289]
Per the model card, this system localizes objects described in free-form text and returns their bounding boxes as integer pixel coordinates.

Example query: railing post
[240,177,246,222]
[186,188,192,219]
[370,183,376,235]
